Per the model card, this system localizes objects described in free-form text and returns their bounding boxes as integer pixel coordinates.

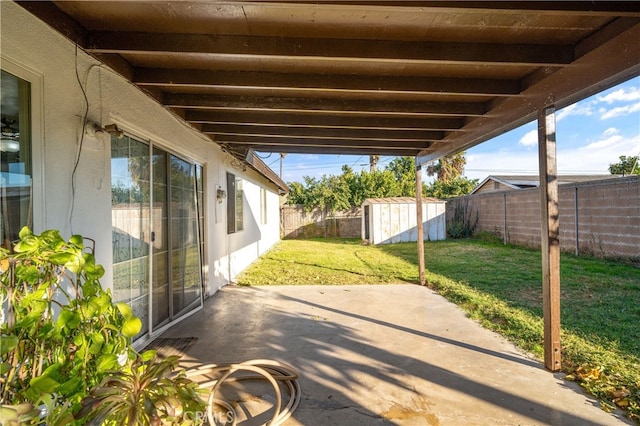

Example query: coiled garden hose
[185,359,301,426]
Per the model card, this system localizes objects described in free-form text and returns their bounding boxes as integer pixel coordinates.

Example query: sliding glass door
[112,135,204,338]
[151,148,170,328]
[169,155,202,315]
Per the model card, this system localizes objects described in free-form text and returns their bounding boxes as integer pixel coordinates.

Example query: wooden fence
[280,205,361,239]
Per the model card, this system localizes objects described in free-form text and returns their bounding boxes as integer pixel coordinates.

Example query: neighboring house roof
[363,197,444,205]
[470,174,622,194]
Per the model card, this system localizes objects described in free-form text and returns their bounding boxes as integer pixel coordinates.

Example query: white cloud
[518,129,538,147]
[465,150,539,180]
[466,133,640,181]
[585,134,623,150]
[600,102,640,119]
[561,133,640,173]
[556,102,594,122]
[603,127,619,136]
[597,86,640,104]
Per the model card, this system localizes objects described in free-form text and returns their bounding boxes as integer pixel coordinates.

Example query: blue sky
[262,76,640,184]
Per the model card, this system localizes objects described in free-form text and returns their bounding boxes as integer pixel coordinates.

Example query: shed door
[364,205,370,240]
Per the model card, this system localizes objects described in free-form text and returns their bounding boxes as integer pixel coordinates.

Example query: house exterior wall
[447,176,640,259]
[225,173,281,282]
[473,180,512,194]
[1,2,281,296]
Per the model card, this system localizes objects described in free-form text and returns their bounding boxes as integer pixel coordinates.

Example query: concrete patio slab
[161,285,631,425]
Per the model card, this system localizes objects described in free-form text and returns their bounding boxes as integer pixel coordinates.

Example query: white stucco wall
[225,171,281,282]
[1,2,282,297]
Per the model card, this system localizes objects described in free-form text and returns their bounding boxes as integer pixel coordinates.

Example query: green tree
[425,176,478,199]
[608,155,639,176]
[426,152,467,182]
[386,156,416,195]
[315,174,352,211]
[286,157,419,211]
[423,152,478,199]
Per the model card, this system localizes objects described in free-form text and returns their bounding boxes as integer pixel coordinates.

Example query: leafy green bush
[446,199,478,239]
[0,228,205,425]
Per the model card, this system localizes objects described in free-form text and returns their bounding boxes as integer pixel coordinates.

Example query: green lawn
[236,237,640,423]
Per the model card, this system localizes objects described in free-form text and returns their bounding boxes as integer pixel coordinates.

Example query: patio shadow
[163,285,629,425]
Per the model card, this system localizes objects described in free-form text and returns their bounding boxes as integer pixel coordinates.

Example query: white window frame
[260,187,267,225]
[1,56,45,234]
[226,172,244,234]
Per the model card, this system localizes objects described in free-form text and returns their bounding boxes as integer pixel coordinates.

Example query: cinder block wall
[447,176,640,259]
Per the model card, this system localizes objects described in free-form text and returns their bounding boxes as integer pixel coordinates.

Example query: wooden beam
[261,2,640,16]
[87,32,574,66]
[92,53,135,81]
[416,164,426,286]
[167,94,487,116]
[187,110,465,130]
[229,145,419,156]
[538,105,561,372]
[214,134,430,150]
[417,20,640,163]
[15,1,88,45]
[134,69,521,97]
[202,124,443,141]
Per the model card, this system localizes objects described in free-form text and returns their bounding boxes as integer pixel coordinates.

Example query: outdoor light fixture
[84,122,124,140]
[216,187,226,203]
[103,123,124,139]
[84,121,107,139]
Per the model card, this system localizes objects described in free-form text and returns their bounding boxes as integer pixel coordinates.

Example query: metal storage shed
[362,197,446,245]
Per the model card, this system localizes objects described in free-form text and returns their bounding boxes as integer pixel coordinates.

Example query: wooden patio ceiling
[18,1,640,164]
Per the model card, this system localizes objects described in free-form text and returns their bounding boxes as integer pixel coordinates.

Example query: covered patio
[162,284,630,425]
[18,0,640,373]
[12,1,639,423]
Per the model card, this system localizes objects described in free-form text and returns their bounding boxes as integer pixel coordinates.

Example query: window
[1,70,31,249]
[260,188,267,225]
[227,172,243,233]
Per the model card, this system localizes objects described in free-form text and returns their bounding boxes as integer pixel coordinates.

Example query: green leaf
[40,229,62,242]
[140,349,157,362]
[18,226,33,240]
[93,293,112,313]
[57,376,82,396]
[48,252,75,266]
[89,332,106,354]
[121,317,142,338]
[116,302,134,319]
[65,254,84,273]
[83,281,99,297]
[56,309,80,331]
[96,354,118,373]
[87,263,105,279]
[0,334,19,355]
[13,238,37,253]
[15,264,40,283]
[30,375,60,393]
[69,234,84,247]
[73,333,85,347]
